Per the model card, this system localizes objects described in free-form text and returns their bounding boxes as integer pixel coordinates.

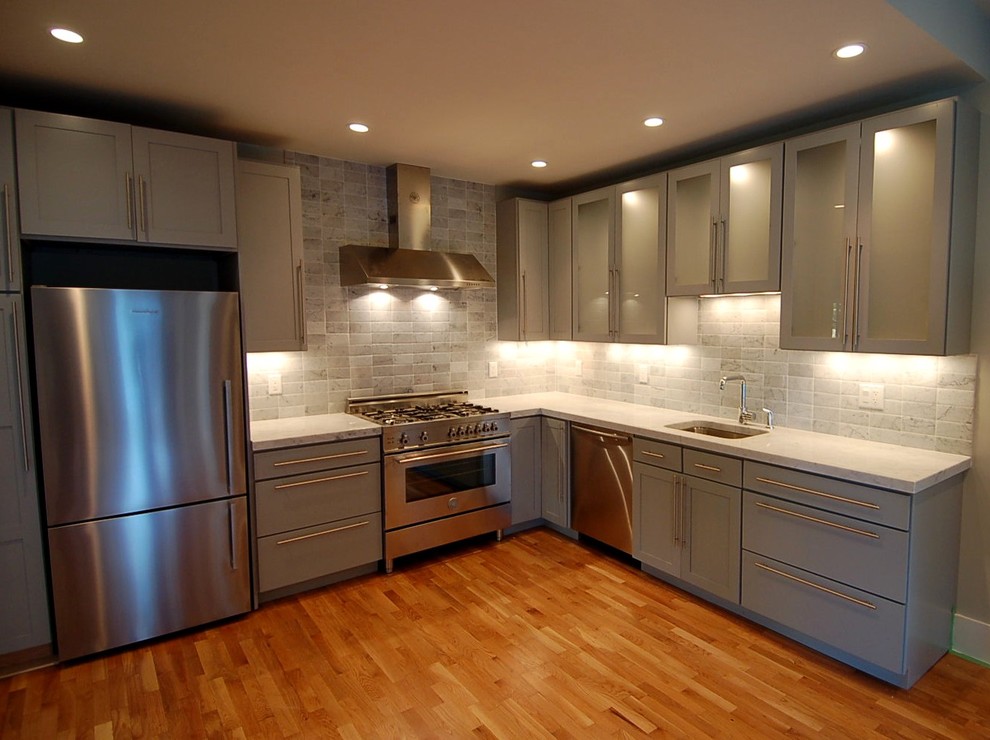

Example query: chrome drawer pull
[754,501,880,539]
[753,561,877,611]
[272,450,369,467]
[276,520,369,546]
[273,469,369,490]
[754,476,880,510]
[397,442,508,464]
[694,462,722,473]
[641,450,666,460]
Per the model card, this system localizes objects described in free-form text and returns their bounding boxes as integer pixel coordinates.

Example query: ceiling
[0,1,985,194]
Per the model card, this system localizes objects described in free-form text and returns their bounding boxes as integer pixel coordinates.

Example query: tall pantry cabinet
[0,107,51,660]
[780,99,979,355]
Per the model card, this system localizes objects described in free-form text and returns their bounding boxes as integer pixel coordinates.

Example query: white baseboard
[953,613,990,666]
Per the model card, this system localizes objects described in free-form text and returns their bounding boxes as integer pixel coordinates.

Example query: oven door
[384,438,511,529]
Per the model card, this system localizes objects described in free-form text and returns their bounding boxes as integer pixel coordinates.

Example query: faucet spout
[719,374,752,424]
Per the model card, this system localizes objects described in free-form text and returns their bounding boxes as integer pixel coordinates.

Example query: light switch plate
[637,364,649,384]
[267,373,283,396]
[488,361,498,378]
[859,382,884,410]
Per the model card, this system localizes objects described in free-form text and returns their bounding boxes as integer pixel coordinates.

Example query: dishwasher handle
[571,424,631,444]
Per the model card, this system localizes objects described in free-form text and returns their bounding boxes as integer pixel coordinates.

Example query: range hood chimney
[339,164,496,289]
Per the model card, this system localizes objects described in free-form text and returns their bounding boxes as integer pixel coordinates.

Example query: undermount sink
[666,420,768,439]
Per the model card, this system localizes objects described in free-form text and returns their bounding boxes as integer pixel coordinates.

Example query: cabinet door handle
[709,218,718,290]
[673,474,681,545]
[273,469,369,490]
[125,172,135,231]
[753,561,877,611]
[272,449,369,467]
[641,450,665,460]
[521,269,528,339]
[2,183,13,284]
[138,175,148,234]
[841,238,852,348]
[613,267,620,338]
[11,303,30,470]
[719,217,727,292]
[852,240,864,350]
[754,501,880,539]
[296,260,305,342]
[693,462,721,473]
[753,476,879,510]
[276,519,370,546]
[680,475,689,546]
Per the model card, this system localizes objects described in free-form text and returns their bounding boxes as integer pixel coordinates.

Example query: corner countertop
[251,414,381,451]
[483,392,970,494]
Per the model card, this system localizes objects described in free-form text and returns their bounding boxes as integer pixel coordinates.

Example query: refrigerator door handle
[228,501,238,570]
[222,379,234,494]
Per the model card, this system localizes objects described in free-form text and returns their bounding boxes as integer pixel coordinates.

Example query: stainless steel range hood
[339,164,495,289]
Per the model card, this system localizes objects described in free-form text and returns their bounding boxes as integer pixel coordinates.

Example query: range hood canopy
[339,164,495,289]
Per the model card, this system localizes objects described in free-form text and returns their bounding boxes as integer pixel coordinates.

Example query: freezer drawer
[48,497,251,660]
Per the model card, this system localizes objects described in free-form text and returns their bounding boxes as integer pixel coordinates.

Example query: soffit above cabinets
[0,1,983,193]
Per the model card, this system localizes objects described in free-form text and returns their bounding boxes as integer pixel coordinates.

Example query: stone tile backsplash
[245,152,976,456]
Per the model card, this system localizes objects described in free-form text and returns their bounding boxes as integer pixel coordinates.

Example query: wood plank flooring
[2,527,990,738]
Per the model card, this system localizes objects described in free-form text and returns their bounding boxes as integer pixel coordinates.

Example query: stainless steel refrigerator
[31,286,251,660]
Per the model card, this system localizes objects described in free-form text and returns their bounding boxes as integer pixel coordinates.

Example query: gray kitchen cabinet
[667,143,782,296]
[572,175,684,344]
[541,417,569,527]
[15,109,237,249]
[634,438,742,604]
[237,159,306,352]
[741,460,964,687]
[509,416,542,526]
[780,98,979,355]
[497,199,549,341]
[1,108,22,292]
[253,436,382,598]
[548,198,572,340]
[0,295,51,657]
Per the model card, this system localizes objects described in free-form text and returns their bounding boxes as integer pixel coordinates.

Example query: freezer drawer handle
[3,183,14,283]
[273,470,369,490]
[11,303,30,470]
[571,424,631,443]
[228,501,239,570]
[754,501,880,539]
[397,442,508,464]
[641,450,666,460]
[753,561,877,611]
[693,462,721,473]
[754,476,879,510]
[276,520,370,546]
[273,450,369,467]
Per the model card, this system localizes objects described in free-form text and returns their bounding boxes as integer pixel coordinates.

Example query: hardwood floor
[2,527,990,738]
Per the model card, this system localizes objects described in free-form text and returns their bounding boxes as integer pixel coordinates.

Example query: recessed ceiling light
[348,122,370,133]
[50,27,84,44]
[531,160,548,168]
[834,43,866,59]
[644,117,664,128]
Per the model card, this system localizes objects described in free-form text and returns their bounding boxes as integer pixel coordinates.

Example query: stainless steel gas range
[347,391,512,573]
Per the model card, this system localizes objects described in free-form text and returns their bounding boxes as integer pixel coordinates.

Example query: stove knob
[491,422,499,432]
[457,425,465,436]
[448,427,456,438]
[420,431,429,442]
[482,422,491,432]
[399,432,409,445]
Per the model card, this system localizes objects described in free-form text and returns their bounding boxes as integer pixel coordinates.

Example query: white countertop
[251,414,380,451]
[483,392,970,494]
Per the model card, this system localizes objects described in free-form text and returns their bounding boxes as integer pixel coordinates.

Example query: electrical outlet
[859,382,884,410]
[488,361,498,378]
[637,364,649,384]
[267,373,283,396]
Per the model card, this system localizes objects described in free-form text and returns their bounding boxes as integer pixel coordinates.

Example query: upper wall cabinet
[548,198,572,340]
[15,110,238,249]
[667,143,782,296]
[572,186,615,341]
[237,160,306,352]
[497,198,549,341]
[780,99,979,355]
[1,108,22,292]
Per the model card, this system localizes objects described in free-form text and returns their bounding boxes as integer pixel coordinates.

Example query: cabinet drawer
[633,437,681,471]
[258,512,382,593]
[743,492,908,603]
[742,551,905,674]
[256,463,381,537]
[254,437,380,480]
[683,449,741,487]
[744,461,909,530]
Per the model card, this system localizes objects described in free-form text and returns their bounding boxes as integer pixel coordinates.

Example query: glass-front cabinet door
[667,161,718,296]
[572,187,614,341]
[779,124,860,351]
[615,174,666,343]
[548,198,572,340]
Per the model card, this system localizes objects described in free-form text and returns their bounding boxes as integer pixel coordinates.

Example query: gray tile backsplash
[246,152,976,456]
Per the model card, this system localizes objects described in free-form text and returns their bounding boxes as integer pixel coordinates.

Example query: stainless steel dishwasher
[570,423,634,554]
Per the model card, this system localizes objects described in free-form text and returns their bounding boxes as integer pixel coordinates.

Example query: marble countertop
[483,392,970,494]
[251,414,380,451]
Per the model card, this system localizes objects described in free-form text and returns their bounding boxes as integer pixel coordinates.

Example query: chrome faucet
[719,374,755,425]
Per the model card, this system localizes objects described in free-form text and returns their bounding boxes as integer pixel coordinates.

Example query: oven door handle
[395,442,509,464]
